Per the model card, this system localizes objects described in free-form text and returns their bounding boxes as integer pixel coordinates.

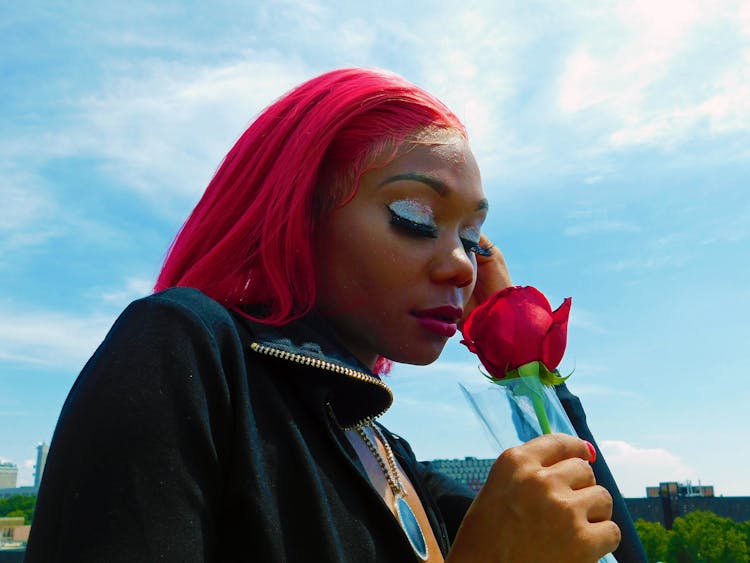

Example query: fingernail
[583,440,597,463]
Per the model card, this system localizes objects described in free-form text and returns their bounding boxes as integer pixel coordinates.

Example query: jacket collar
[233,310,393,429]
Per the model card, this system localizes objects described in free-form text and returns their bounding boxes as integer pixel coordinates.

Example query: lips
[412,305,463,337]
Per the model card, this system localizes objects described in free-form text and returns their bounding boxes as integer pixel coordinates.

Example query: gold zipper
[250,341,393,429]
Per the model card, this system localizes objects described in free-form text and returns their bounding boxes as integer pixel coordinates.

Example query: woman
[26,68,640,562]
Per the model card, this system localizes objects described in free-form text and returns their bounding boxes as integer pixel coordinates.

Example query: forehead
[377,137,483,192]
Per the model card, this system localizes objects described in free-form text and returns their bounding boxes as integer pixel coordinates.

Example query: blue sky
[1,1,748,497]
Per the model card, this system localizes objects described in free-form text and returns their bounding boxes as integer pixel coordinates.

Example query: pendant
[395,496,428,561]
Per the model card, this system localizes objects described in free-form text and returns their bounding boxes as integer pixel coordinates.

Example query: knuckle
[613,521,623,542]
[573,457,592,475]
[496,445,528,469]
[596,485,614,508]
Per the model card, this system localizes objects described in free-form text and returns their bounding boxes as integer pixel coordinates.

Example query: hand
[463,234,512,325]
[446,434,621,563]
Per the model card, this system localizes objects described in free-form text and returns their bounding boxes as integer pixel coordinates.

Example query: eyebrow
[379,172,489,212]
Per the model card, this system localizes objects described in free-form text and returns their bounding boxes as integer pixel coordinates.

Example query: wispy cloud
[406,5,540,188]
[3,56,311,211]
[0,305,116,371]
[604,253,688,273]
[600,439,695,497]
[557,1,750,150]
[0,277,158,370]
[0,168,62,256]
[700,203,750,244]
[73,58,310,202]
[564,220,639,237]
[100,277,154,308]
[568,306,607,334]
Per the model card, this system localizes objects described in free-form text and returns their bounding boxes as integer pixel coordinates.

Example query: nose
[429,241,476,289]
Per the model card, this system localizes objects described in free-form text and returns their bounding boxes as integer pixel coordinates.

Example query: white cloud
[700,203,750,244]
[600,439,695,497]
[557,1,750,150]
[101,277,155,308]
[0,274,161,370]
[71,58,310,202]
[18,459,35,487]
[0,168,62,256]
[2,56,310,211]
[568,306,607,334]
[407,6,533,186]
[605,253,688,273]
[0,305,116,371]
[564,220,640,237]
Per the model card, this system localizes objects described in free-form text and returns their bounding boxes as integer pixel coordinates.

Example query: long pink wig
[155,68,466,328]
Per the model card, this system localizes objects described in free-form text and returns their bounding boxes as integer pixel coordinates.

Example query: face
[314,136,488,369]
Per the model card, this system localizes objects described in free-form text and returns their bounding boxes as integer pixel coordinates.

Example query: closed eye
[460,226,491,256]
[461,238,492,256]
[388,207,438,238]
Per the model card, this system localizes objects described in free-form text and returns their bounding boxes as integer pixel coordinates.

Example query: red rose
[461,286,572,377]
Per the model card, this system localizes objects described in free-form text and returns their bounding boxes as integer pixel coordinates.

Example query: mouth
[411,306,463,337]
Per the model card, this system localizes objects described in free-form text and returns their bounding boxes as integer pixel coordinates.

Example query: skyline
[1,1,749,498]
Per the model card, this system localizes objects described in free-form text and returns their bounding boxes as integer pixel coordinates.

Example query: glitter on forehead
[388,199,436,225]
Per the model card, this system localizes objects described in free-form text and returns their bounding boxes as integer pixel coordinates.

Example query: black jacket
[26,288,471,562]
[26,287,645,562]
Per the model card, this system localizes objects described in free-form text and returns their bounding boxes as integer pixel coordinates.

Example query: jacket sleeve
[556,382,648,563]
[25,290,243,563]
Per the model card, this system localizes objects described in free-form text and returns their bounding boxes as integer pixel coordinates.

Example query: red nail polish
[584,440,597,463]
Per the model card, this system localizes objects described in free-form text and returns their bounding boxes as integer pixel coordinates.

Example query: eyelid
[387,199,490,254]
[387,199,437,227]
[460,225,481,244]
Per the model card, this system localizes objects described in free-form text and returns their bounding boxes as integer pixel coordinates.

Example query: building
[33,443,48,489]
[425,457,494,493]
[627,480,750,529]
[0,466,17,490]
[0,516,28,562]
[646,481,714,498]
[427,460,750,530]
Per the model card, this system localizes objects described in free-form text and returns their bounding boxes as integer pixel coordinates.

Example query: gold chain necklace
[356,424,429,561]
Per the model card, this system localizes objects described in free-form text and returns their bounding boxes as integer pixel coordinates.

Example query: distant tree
[668,510,748,563]
[740,520,750,555]
[635,518,671,562]
[0,494,36,524]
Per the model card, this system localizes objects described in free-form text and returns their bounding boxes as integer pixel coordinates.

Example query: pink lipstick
[412,306,463,337]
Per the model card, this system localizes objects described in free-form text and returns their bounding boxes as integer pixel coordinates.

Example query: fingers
[475,234,512,291]
[581,485,614,523]
[461,236,512,327]
[451,435,620,563]
[549,456,597,491]
[519,433,593,467]
[583,520,622,560]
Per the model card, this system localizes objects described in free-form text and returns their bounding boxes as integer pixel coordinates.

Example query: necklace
[356,424,429,561]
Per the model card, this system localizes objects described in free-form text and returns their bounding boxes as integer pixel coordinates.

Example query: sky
[1,1,748,498]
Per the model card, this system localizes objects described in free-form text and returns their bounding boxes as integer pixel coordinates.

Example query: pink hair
[155,68,466,333]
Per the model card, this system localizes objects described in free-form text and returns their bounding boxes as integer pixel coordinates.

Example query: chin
[388,342,446,367]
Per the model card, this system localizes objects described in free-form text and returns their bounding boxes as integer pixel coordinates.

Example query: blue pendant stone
[396,496,428,560]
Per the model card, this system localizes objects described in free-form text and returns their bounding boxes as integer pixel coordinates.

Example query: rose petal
[542,297,572,370]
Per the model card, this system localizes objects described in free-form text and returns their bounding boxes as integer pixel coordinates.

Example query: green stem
[531,392,552,434]
[516,361,553,435]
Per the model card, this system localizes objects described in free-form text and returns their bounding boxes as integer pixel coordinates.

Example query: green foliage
[740,520,750,553]
[0,494,36,525]
[668,511,748,563]
[636,512,750,563]
[636,518,672,562]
